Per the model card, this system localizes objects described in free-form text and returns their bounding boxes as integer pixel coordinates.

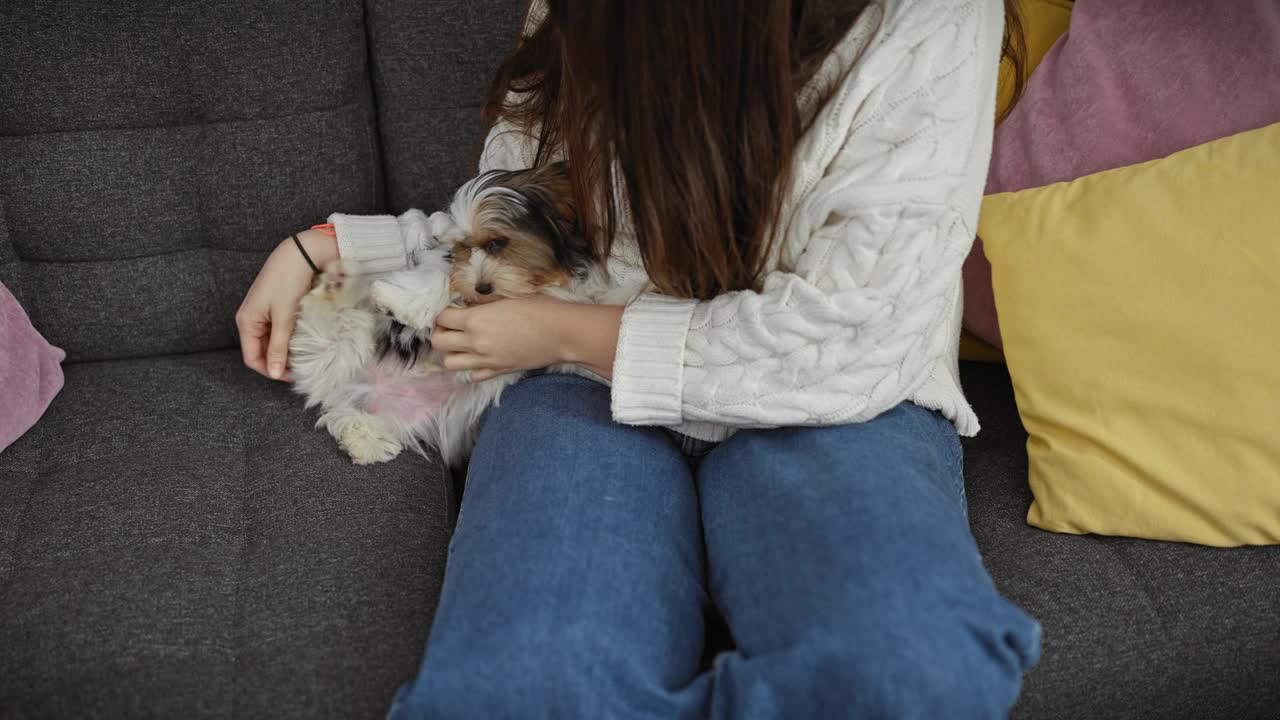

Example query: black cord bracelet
[292,233,321,274]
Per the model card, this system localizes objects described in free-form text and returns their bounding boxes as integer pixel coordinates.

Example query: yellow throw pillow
[979,121,1280,547]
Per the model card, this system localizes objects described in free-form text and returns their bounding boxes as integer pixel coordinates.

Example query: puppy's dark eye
[484,237,508,254]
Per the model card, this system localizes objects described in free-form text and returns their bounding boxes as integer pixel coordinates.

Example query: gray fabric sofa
[1,2,1276,718]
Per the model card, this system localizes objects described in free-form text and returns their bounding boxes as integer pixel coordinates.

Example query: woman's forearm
[297,228,339,269]
[556,302,626,381]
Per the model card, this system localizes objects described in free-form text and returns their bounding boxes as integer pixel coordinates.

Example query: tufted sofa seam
[360,0,391,214]
[0,101,366,141]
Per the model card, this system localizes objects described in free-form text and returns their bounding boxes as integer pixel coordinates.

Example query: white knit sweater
[331,0,1002,441]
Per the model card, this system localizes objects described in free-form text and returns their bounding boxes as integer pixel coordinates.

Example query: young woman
[238,0,1042,716]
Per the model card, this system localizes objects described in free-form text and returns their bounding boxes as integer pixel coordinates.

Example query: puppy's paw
[321,410,403,465]
[322,259,348,289]
[371,279,424,329]
[312,259,359,303]
[338,418,403,465]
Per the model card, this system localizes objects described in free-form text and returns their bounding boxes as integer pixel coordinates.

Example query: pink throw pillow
[1,281,65,452]
[964,0,1280,348]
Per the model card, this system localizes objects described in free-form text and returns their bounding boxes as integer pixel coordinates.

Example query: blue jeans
[388,374,1040,719]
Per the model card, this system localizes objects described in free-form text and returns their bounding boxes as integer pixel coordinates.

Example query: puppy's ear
[520,162,594,275]
[522,187,593,277]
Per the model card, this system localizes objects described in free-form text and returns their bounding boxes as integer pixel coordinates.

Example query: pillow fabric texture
[979,122,1280,547]
[964,0,1280,348]
[1,281,66,452]
[959,0,1072,363]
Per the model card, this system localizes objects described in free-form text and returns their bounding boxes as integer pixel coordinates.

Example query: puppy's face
[445,162,591,304]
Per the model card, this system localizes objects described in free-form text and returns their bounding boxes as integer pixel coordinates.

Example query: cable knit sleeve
[611,0,1002,431]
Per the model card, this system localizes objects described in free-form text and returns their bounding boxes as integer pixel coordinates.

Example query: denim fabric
[387,373,1041,720]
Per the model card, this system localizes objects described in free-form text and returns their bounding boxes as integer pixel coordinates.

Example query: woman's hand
[236,230,337,380]
[432,296,625,382]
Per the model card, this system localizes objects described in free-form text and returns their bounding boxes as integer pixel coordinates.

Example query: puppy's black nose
[475,282,494,295]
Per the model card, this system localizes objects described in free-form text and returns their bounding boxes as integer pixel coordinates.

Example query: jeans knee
[809,603,1041,720]
[491,373,609,424]
[474,373,682,485]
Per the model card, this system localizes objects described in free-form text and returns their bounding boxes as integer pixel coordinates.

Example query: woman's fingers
[265,305,295,380]
[442,351,493,371]
[435,307,469,330]
[237,308,271,377]
[466,368,512,382]
[240,332,267,376]
[429,328,470,353]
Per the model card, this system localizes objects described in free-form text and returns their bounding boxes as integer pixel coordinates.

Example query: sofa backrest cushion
[0,0,522,362]
[364,0,527,214]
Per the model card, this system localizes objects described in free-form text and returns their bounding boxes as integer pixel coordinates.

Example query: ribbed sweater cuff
[328,212,408,274]
[611,293,697,426]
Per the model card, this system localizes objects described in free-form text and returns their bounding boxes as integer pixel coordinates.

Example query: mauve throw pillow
[964,0,1280,348]
[1,281,65,452]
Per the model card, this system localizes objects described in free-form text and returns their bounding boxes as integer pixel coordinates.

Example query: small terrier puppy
[289,162,640,467]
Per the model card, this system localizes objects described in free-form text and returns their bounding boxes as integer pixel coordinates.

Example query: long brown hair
[484,0,1027,300]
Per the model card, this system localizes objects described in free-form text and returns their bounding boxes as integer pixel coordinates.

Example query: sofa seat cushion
[961,363,1280,720]
[0,350,451,719]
